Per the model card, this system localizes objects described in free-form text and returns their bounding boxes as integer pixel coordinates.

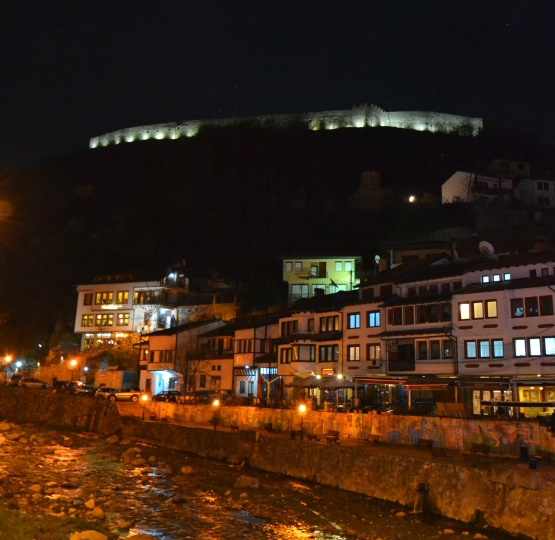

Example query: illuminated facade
[282,255,361,302]
[89,103,483,148]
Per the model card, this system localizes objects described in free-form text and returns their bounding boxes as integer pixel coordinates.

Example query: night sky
[2,1,554,165]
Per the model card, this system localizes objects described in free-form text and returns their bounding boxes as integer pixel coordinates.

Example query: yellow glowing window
[459,303,470,320]
[486,300,498,318]
[472,301,484,319]
[117,313,130,326]
[117,291,129,304]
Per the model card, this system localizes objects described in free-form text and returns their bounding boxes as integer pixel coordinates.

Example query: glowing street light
[298,403,307,440]
[4,355,11,385]
[69,359,77,381]
[211,399,220,430]
[408,195,416,203]
[141,393,149,420]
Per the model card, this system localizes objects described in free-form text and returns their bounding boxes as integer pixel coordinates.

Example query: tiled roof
[144,319,222,336]
[454,275,555,296]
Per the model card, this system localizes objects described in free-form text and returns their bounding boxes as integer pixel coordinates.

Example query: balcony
[199,349,234,360]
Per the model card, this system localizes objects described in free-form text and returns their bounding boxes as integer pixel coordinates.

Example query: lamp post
[69,359,77,382]
[141,393,148,421]
[212,399,220,430]
[4,355,11,385]
[298,403,307,440]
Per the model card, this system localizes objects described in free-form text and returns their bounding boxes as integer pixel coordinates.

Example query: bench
[230,424,240,431]
[416,438,434,449]
[325,430,340,444]
[471,443,490,456]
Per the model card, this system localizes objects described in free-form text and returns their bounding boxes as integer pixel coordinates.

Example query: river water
[0,422,516,539]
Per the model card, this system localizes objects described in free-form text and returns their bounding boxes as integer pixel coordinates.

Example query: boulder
[0,421,12,432]
[180,466,194,474]
[234,475,259,489]
[132,457,147,466]
[148,456,157,464]
[84,498,96,509]
[105,435,119,444]
[69,531,108,540]
[90,506,105,520]
[29,484,43,493]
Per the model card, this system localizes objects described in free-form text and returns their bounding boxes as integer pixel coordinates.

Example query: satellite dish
[374,255,381,264]
[479,241,495,256]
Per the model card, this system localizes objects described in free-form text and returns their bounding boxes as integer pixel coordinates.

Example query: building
[282,255,361,302]
[442,171,515,204]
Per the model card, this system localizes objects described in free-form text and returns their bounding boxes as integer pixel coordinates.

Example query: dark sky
[2,1,554,164]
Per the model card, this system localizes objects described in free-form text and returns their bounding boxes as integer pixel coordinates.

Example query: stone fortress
[90,103,483,148]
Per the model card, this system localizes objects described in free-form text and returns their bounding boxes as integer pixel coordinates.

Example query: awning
[234,368,258,377]
[353,377,405,385]
[404,384,450,391]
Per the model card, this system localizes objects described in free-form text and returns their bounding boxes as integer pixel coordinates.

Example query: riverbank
[0,388,550,539]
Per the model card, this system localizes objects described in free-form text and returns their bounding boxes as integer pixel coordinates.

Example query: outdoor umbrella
[319,377,356,389]
[285,375,321,388]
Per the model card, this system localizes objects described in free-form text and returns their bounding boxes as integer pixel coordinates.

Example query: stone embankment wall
[1,388,553,539]
[147,401,552,457]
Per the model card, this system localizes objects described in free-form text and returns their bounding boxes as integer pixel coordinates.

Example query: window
[291,284,309,298]
[417,341,428,360]
[280,348,293,364]
[542,268,550,276]
[525,297,539,317]
[429,284,438,294]
[530,269,537,278]
[320,316,339,332]
[345,261,352,272]
[347,345,360,361]
[493,274,500,282]
[514,338,527,357]
[117,313,130,326]
[392,307,403,326]
[465,341,477,359]
[281,320,298,336]
[459,302,470,320]
[295,262,302,272]
[367,311,381,327]
[83,293,92,306]
[486,300,498,318]
[307,318,315,332]
[95,292,113,305]
[335,261,343,272]
[239,381,246,394]
[479,340,490,358]
[407,287,416,296]
[453,281,463,290]
[81,315,94,327]
[440,283,450,293]
[404,306,414,325]
[117,291,129,304]
[481,276,490,284]
[544,337,555,356]
[199,375,207,388]
[442,340,453,359]
[310,265,318,277]
[511,299,524,318]
[416,305,429,324]
[418,286,427,295]
[367,344,381,362]
[430,340,440,360]
[492,339,504,358]
[472,301,484,319]
[295,344,315,362]
[285,261,292,272]
[529,338,542,356]
[348,313,360,329]
[134,290,153,304]
[319,345,339,362]
[441,303,452,322]
[504,273,511,281]
[95,314,113,326]
[540,296,554,316]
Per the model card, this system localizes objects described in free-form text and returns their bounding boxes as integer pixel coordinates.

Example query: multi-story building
[282,255,361,301]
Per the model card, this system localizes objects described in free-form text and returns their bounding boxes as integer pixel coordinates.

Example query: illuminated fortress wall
[89,104,483,148]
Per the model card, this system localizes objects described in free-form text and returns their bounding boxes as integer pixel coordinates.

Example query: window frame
[347,312,361,329]
[347,344,361,362]
[367,311,381,328]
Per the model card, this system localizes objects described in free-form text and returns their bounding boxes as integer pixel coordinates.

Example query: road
[0,420,516,539]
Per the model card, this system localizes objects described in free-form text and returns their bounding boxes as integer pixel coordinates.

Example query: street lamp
[298,403,307,440]
[69,359,77,381]
[141,393,148,421]
[4,356,11,385]
[15,361,22,372]
[211,399,220,430]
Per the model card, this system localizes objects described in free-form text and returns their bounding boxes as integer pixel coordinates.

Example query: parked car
[18,377,49,389]
[152,390,182,403]
[95,387,119,400]
[8,375,22,387]
[181,391,220,404]
[73,384,96,396]
[112,387,144,402]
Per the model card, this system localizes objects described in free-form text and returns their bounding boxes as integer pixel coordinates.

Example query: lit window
[493,274,500,282]
[295,262,302,272]
[492,340,504,358]
[95,314,113,326]
[529,338,542,356]
[117,313,130,326]
[472,301,484,319]
[81,315,94,327]
[511,299,524,318]
[481,276,490,283]
[465,341,477,358]
[459,303,470,320]
[504,273,511,281]
[514,338,527,357]
[544,337,555,356]
[345,261,353,272]
[347,345,360,361]
[367,311,381,327]
[335,261,343,272]
[486,300,497,318]
[479,340,490,358]
[117,291,129,304]
[285,261,292,272]
[368,344,381,361]
[348,313,360,329]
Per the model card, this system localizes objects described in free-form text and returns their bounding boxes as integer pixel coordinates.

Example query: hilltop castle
[89,103,483,148]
